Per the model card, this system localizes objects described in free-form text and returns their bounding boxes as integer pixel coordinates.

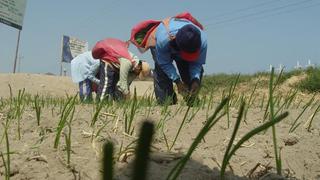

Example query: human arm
[117,58,133,95]
[156,43,180,82]
[188,41,207,94]
[87,61,101,84]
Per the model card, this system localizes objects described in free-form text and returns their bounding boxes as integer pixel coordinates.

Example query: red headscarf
[92,38,132,64]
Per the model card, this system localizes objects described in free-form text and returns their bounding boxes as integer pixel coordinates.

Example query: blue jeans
[150,48,203,105]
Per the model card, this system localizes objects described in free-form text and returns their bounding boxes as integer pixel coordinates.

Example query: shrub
[297,67,320,92]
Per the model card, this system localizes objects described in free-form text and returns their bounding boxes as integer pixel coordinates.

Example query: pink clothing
[92,38,134,64]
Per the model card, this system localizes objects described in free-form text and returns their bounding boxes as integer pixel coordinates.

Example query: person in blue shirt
[71,51,100,102]
[151,18,207,105]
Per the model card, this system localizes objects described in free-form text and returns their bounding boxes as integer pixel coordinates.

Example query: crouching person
[71,51,100,102]
[92,38,150,101]
[129,12,206,106]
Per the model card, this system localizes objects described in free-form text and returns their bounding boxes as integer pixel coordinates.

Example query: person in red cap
[150,19,207,105]
[92,38,150,101]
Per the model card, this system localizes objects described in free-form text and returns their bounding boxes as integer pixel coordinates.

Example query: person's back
[71,51,100,102]
[155,18,207,65]
[92,38,151,101]
[71,51,100,83]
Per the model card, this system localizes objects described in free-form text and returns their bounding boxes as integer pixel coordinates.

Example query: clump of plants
[297,66,320,92]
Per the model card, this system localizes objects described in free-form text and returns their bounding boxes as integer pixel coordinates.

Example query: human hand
[190,79,200,95]
[176,81,189,97]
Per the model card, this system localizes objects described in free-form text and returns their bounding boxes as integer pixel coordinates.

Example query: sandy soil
[0,73,154,97]
[0,73,319,180]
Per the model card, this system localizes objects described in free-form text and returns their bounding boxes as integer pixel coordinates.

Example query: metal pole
[60,61,63,76]
[13,30,21,73]
[60,36,63,76]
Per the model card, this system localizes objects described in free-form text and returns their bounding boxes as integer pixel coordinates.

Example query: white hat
[139,61,151,80]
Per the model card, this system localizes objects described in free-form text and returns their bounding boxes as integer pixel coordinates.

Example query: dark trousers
[97,61,122,101]
[151,48,203,105]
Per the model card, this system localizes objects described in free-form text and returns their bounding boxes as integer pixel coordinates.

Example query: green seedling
[2,121,11,180]
[221,102,246,179]
[274,95,282,108]
[64,114,74,166]
[268,67,282,175]
[117,139,137,161]
[162,131,170,151]
[143,93,156,119]
[34,95,41,126]
[306,102,320,132]
[63,102,75,167]
[295,98,303,109]
[0,152,8,180]
[220,89,226,102]
[173,103,185,117]
[169,104,192,151]
[273,89,299,117]
[205,90,215,119]
[232,94,240,107]
[55,96,76,166]
[0,98,6,111]
[208,90,215,109]
[289,94,315,133]
[263,68,284,121]
[91,115,114,142]
[285,89,298,109]
[220,111,289,179]
[187,105,201,123]
[124,88,138,135]
[226,74,240,128]
[8,84,13,112]
[200,95,207,110]
[90,100,105,127]
[310,99,320,110]
[156,110,171,132]
[54,95,77,149]
[156,100,172,131]
[14,88,26,140]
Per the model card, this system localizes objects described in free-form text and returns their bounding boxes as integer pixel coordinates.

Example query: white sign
[0,0,27,30]
[62,35,88,63]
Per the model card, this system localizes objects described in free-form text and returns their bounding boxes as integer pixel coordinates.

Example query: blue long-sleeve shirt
[71,51,100,84]
[155,18,207,82]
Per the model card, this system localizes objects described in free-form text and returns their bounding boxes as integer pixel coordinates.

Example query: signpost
[13,29,21,73]
[60,35,88,76]
[0,0,27,73]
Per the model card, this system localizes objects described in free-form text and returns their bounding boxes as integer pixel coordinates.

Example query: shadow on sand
[114,154,249,180]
